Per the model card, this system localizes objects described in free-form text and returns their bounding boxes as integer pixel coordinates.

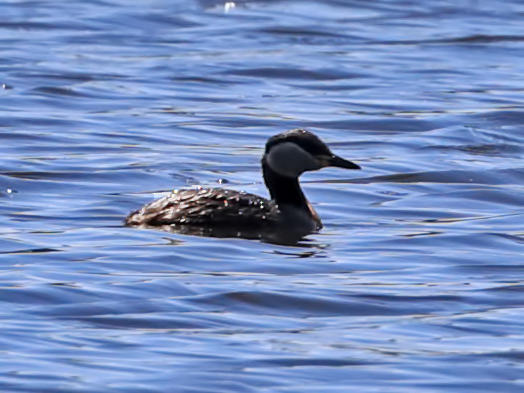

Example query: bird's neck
[262,161,308,208]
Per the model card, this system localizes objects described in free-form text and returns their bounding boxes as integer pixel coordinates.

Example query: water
[1,0,524,391]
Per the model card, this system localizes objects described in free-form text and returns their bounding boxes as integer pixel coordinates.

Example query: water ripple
[1,0,524,391]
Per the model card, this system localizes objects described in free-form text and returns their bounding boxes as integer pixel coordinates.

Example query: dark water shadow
[126,223,320,247]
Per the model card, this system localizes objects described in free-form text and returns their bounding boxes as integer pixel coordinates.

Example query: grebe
[125,129,361,235]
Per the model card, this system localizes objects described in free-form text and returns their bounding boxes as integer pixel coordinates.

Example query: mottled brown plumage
[125,188,279,227]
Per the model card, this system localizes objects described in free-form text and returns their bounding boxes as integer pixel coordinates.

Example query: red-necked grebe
[125,129,361,234]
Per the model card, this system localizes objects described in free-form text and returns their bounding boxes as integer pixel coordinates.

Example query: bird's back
[125,188,278,227]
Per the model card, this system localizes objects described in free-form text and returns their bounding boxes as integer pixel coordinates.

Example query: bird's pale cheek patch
[266,142,321,177]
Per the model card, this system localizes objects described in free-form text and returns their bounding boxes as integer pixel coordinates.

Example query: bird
[125,129,361,238]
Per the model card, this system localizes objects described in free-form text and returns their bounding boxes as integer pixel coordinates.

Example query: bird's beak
[322,155,361,170]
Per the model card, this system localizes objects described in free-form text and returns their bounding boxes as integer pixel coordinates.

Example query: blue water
[2,0,524,391]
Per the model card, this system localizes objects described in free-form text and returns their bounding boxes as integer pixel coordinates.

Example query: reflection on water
[130,223,317,246]
[1,0,524,391]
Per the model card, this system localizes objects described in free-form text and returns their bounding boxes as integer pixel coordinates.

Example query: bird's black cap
[265,129,333,157]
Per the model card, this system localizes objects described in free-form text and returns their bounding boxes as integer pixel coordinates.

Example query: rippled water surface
[2,0,524,391]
